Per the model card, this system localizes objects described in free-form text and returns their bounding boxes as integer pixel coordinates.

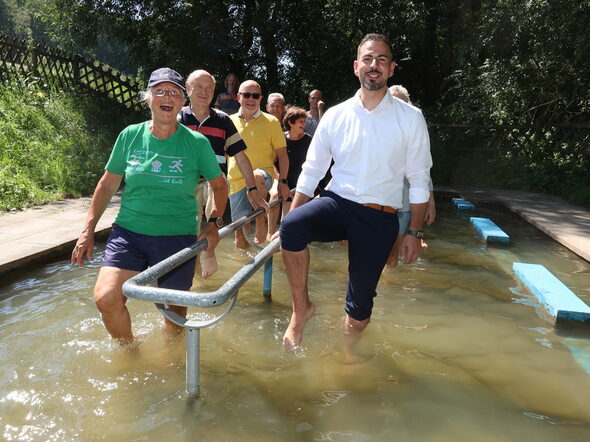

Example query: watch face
[209,217,224,228]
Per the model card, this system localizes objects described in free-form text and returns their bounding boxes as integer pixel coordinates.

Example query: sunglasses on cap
[239,92,261,99]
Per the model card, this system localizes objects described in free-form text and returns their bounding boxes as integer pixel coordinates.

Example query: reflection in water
[1,202,590,441]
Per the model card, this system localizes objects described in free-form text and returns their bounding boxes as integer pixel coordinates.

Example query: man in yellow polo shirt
[228,80,290,248]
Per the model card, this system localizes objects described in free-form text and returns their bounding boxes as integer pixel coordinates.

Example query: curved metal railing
[123,197,285,398]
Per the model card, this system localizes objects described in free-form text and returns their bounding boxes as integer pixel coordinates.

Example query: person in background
[277,34,432,350]
[267,106,312,239]
[214,73,240,115]
[71,68,227,344]
[179,69,268,278]
[266,92,286,124]
[304,89,325,137]
[386,84,436,267]
[228,80,290,248]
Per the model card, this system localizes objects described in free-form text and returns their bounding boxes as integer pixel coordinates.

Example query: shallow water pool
[1,200,590,441]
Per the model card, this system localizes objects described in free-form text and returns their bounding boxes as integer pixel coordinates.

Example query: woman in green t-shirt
[71,68,228,345]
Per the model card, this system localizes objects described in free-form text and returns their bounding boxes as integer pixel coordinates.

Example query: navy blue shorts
[280,190,399,321]
[102,224,197,290]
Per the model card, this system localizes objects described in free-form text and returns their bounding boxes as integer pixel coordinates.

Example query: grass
[0,73,143,212]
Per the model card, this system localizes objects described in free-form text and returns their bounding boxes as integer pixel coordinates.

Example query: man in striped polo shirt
[179,70,267,278]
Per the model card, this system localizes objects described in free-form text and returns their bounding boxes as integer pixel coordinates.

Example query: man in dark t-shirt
[179,69,267,278]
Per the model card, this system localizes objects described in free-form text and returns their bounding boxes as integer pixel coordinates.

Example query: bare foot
[235,229,250,250]
[283,302,316,350]
[201,250,218,278]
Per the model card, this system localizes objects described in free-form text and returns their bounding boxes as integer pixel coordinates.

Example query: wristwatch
[406,229,425,239]
[208,217,224,228]
[279,178,288,184]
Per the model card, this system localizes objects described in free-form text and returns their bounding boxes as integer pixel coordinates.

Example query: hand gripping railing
[122,198,284,399]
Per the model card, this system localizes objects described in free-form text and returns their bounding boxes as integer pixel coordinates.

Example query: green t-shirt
[106,122,221,235]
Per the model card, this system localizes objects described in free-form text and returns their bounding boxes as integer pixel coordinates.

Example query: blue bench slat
[470,217,510,244]
[513,262,590,323]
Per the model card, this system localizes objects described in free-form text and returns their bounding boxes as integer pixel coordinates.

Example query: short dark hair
[283,106,308,130]
[357,33,393,59]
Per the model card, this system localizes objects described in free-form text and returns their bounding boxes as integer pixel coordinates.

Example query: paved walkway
[0,188,589,281]
[0,194,121,280]
[438,186,590,262]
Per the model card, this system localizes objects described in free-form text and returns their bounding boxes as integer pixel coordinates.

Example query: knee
[93,283,125,314]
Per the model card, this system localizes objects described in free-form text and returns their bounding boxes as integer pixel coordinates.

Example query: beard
[361,70,387,91]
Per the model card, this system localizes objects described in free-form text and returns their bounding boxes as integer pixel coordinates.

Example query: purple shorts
[102,224,197,290]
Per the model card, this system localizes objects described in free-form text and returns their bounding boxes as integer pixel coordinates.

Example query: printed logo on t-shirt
[151,160,162,172]
[169,160,184,173]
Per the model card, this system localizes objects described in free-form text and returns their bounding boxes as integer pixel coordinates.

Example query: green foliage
[3,0,589,208]
[0,74,139,212]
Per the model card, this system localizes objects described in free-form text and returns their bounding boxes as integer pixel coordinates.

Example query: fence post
[73,54,83,85]
[30,45,38,73]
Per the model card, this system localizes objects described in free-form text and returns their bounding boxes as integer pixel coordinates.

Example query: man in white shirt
[279,33,433,349]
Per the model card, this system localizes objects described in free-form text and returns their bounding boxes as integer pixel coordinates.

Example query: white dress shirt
[296,91,432,208]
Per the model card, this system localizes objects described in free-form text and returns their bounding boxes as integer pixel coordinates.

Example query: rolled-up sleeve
[296,114,333,198]
[406,112,433,204]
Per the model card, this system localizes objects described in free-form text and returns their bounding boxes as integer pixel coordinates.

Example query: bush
[0,74,141,211]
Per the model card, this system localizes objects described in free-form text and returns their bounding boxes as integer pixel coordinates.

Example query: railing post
[186,328,200,398]
[263,257,273,301]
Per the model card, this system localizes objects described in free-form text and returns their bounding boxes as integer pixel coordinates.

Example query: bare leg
[162,305,188,336]
[266,204,280,241]
[386,233,404,268]
[282,247,316,349]
[282,200,292,217]
[254,216,267,244]
[343,315,370,362]
[201,250,218,278]
[235,228,250,249]
[201,181,219,278]
[94,266,139,344]
[266,183,280,241]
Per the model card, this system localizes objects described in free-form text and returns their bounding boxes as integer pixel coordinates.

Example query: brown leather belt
[363,203,398,214]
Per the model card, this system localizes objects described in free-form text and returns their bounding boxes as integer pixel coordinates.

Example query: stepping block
[452,198,475,210]
[470,217,510,244]
[513,263,590,325]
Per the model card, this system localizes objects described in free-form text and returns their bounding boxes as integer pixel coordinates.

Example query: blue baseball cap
[147,67,185,91]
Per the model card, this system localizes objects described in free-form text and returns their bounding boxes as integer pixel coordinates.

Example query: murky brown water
[1,201,590,441]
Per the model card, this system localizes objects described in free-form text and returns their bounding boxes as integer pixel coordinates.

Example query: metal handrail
[122,196,285,398]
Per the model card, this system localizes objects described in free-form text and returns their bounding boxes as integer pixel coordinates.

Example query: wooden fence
[0,33,144,111]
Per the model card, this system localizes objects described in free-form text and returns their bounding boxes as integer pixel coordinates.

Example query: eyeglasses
[239,92,261,99]
[153,88,183,98]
